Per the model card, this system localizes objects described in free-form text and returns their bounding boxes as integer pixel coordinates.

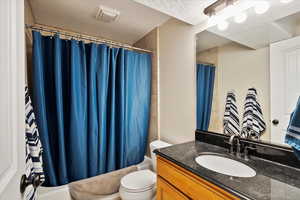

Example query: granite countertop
[154,141,300,200]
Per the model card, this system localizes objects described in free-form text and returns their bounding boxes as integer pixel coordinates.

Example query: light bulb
[218,20,229,31]
[254,1,270,14]
[280,0,294,3]
[234,12,247,23]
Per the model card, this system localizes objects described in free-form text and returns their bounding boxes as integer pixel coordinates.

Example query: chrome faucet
[228,135,241,158]
[244,145,256,161]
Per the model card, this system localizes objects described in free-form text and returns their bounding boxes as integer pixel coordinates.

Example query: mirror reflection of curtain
[196,64,216,131]
[31,31,152,186]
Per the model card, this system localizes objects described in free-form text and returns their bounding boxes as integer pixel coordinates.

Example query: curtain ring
[77,35,80,43]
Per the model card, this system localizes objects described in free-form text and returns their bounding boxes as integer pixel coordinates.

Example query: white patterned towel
[242,88,266,139]
[24,86,44,200]
[223,91,241,136]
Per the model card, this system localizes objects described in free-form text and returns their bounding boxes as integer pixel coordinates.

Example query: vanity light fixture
[204,0,238,17]
[204,0,238,31]
[204,0,272,31]
[254,1,270,14]
[280,0,294,3]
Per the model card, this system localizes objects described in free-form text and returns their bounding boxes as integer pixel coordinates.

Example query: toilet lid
[121,170,156,191]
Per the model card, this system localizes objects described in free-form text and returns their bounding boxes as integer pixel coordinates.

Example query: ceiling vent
[96,5,120,23]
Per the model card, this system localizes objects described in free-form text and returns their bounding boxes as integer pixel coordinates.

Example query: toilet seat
[119,140,171,200]
[120,170,156,193]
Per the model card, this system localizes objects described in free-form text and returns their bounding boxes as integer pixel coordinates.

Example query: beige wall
[25,0,35,25]
[158,18,197,144]
[197,43,271,141]
[134,28,159,155]
[196,48,218,64]
[135,18,206,146]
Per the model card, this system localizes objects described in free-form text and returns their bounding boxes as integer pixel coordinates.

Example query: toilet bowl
[119,140,171,200]
[119,170,156,200]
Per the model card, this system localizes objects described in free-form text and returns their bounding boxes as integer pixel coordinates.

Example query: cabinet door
[157,177,190,200]
[157,156,240,200]
[214,194,227,200]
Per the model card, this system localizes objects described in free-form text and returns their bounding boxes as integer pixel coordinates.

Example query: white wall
[215,43,271,140]
[158,18,198,144]
[134,28,159,156]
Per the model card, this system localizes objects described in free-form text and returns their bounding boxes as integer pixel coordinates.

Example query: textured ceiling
[133,0,216,25]
[196,31,231,52]
[29,0,170,44]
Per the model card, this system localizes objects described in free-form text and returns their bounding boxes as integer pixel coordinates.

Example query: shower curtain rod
[198,62,215,66]
[25,24,153,53]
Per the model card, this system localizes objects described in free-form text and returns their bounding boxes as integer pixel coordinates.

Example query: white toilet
[119,140,171,200]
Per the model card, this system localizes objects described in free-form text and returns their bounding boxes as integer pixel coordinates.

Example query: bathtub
[38,156,152,200]
[38,184,71,200]
[38,185,120,200]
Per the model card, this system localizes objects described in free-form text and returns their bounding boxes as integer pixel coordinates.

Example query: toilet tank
[150,140,171,172]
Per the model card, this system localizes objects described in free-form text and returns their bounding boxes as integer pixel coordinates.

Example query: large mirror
[196,2,300,147]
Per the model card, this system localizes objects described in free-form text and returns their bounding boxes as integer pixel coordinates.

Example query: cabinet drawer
[157,176,190,200]
[157,156,239,200]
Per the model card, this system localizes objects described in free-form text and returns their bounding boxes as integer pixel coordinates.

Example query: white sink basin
[195,154,256,178]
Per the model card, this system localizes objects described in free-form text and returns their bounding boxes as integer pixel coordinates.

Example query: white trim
[0,0,25,198]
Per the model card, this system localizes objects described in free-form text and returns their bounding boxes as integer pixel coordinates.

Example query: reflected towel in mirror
[285,97,300,159]
[223,91,241,136]
[241,88,266,139]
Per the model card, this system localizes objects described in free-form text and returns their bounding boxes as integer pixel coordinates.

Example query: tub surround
[69,166,137,200]
[154,131,300,200]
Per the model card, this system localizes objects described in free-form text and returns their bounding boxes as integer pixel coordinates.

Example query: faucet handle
[236,142,242,159]
[224,140,230,145]
[224,140,234,155]
[244,145,257,161]
[245,145,257,152]
[229,134,238,143]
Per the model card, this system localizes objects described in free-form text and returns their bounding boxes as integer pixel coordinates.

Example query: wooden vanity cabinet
[156,156,240,200]
[157,177,190,200]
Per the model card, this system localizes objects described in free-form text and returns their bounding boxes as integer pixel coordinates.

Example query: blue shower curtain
[31,31,152,186]
[196,64,215,131]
